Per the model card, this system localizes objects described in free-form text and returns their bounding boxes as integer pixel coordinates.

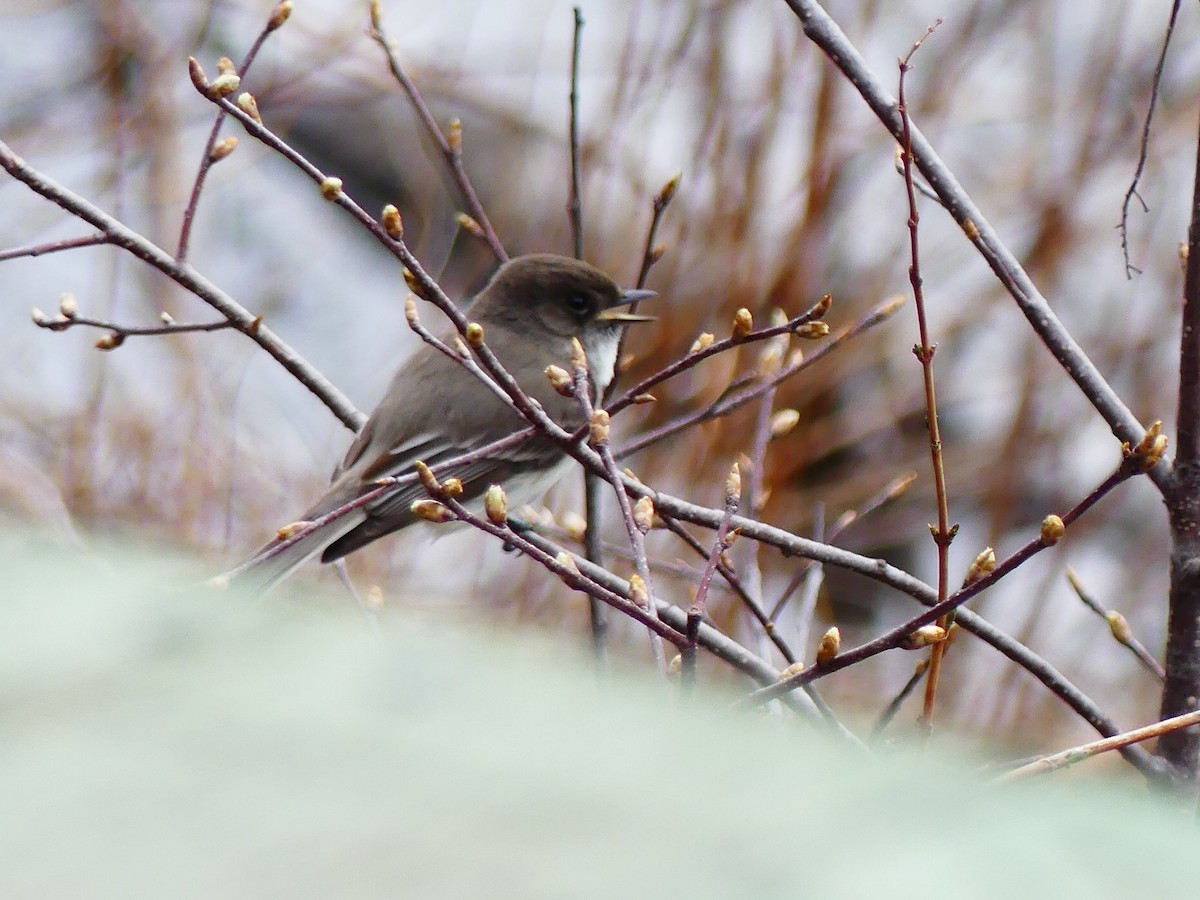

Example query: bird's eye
[567,295,593,318]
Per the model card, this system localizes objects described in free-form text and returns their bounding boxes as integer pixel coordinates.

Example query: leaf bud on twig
[465,322,485,347]
[1128,420,1168,471]
[793,321,830,339]
[769,408,801,438]
[731,307,753,341]
[187,57,209,92]
[689,332,715,355]
[570,336,588,372]
[267,0,294,30]
[404,296,419,326]
[725,461,742,502]
[1106,610,1133,644]
[903,625,946,649]
[1040,514,1065,546]
[816,626,840,665]
[320,177,344,201]
[633,496,655,534]
[965,547,996,584]
[210,136,238,161]
[58,293,78,319]
[545,365,574,397]
[414,460,440,494]
[562,510,587,542]
[403,268,431,301]
[275,520,311,540]
[411,499,454,523]
[590,410,610,446]
[382,204,404,239]
[96,332,124,351]
[236,92,262,124]
[656,171,682,208]
[447,118,462,155]
[441,478,464,498]
[555,552,581,579]
[778,661,806,680]
[629,574,650,609]
[484,484,508,524]
[455,212,485,241]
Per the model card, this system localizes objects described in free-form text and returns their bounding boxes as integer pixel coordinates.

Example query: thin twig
[1065,567,1166,681]
[0,233,110,262]
[684,463,740,688]
[780,0,1169,493]
[871,660,929,741]
[790,506,825,655]
[996,708,1200,783]
[894,20,956,734]
[572,345,666,671]
[582,170,680,662]
[770,474,916,620]
[0,138,364,431]
[517,529,832,726]
[607,293,832,419]
[177,0,292,263]
[440,493,687,648]
[1118,0,1182,279]
[734,454,1148,709]
[368,2,507,262]
[616,293,903,459]
[33,311,235,340]
[567,7,585,260]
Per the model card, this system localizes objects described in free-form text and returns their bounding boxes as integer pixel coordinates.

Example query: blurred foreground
[0,534,1195,898]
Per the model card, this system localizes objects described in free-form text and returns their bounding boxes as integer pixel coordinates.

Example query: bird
[222,253,655,593]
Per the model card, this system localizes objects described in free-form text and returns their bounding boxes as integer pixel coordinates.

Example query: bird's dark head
[473,253,655,339]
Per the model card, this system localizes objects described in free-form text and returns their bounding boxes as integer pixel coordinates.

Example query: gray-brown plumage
[225,254,654,592]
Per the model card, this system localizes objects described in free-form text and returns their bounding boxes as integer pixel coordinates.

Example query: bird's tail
[212,510,366,596]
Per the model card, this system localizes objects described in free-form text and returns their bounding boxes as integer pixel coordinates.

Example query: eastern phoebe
[225,253,655,592]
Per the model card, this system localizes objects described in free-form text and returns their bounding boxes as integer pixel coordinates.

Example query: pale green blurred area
[0,535,1193,898]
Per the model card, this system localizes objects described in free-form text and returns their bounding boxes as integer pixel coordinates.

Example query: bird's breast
[585,329,621,397]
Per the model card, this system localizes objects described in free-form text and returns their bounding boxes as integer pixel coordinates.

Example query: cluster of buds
[31,293,79,333]
[1123,420,1168,471]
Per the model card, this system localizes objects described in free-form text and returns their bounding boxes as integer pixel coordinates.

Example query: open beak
[596,288,657,324]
